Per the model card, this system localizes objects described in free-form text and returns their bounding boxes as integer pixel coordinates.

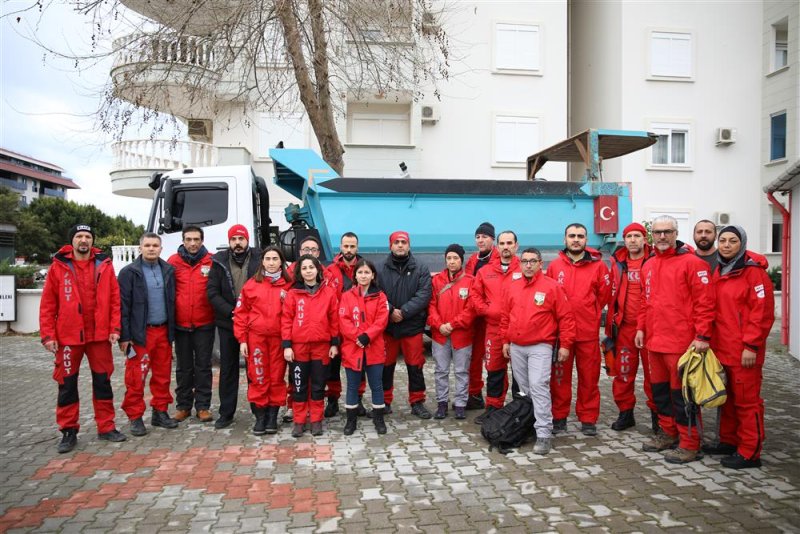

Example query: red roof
[0,161,80,190]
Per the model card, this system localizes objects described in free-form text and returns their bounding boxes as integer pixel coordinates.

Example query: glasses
[520,259,541,265]
[300,247,320,253]
[567,234,586,239]
[652,229,676,236]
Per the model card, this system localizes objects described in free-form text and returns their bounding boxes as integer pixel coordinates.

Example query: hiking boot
[643,431,679,452]
[466,394,485,410]
[252,408,267,436]
[129,418,147,437]
[214,415,234,429]
[611,410,635,431]
[264,407,279,434]
[664,447,701,464]
[474,406,496,425]
[97,429,127,442]
[651,410,660,434]
[356,397,368,417]
[372,407,387,435]
[324,397,340,418]
[310,421,323,436]
[533,437,552,455]
[292,423,305,438]
[196,409,213,423]
[581,423,598,436]
[151,410,179,429]
[343,408,358,435]
[702,442,737,455]
[57,429,78,453]
[434,402,448,420]
[282,409,294,423]
[411,402,432,419]
[173,409,191,422]
[454,406,466,420]
[721,452,762,470]
[552,418,567,435]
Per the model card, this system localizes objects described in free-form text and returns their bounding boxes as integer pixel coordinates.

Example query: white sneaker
[533,437,552,455]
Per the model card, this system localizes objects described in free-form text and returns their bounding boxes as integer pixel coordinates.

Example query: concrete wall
[0,289,42,335]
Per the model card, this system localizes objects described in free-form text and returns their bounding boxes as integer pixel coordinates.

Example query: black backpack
[480,395,536,454]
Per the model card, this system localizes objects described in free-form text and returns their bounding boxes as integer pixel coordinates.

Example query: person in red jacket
[167,226,215,423]
[635,215,715,464]
[605,222,657,433]
[463,222,497,410]
[545,223,611,436]
[282,255,340,437]
[428,244,475,420]
[500,248,576,455]
[469,230,521,424]
[706,226,774,469]
[40,224,127,453]
[234,246,292,435]
[338,259,390,435]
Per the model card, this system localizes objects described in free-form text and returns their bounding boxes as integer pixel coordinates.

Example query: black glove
[357,334,370,347]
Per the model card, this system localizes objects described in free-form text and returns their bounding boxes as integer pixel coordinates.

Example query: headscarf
[717,225,747,276]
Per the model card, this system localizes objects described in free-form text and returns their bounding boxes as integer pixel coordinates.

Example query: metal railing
[113,32,221,71]
[111,139,218,172]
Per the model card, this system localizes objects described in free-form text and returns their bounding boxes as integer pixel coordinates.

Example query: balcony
[119,0,242,36]
[110,139,218,198]
[111,32,222,118]
[41,188,65,198]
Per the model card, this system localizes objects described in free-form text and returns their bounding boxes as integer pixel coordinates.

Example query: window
[770,112,787,161]
[495,23,540,72]
[493,115,539,165]
[346,102,411,146]
[771,211,783,253]
[168,184,229,232]
[650,31,692,78]
[257,113,306,158]
[650,122,690,167]
[772,18,788,71]
[348,0,412,43]
[647,209,692,240]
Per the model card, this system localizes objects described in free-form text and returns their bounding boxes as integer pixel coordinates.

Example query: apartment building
[0,148,79,206]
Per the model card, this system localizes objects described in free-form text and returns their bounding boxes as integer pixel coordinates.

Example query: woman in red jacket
[234,246,291,435]
[338,259,390,435]
[707,225,774,469]
[282,255,339,438]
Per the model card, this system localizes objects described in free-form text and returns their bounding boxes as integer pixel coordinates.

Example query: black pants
[217,327,240,419]
[174,327,215,411]
[291,360,328,402]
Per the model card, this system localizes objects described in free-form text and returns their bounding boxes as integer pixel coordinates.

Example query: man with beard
[470,230,522,424]
[545,223,611,436]
[378,231,433,418]
[693,220,718,272]
[168,226,215,423]
[207,224,261,429]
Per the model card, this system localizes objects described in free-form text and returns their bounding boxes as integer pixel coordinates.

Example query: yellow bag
[677,347,727,409]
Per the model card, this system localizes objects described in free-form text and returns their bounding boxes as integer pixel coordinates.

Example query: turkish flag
[594,196,618,234]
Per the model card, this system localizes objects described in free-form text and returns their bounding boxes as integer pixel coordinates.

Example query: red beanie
[228,224,249,241]
[623,222,647,237]
[389,231,410,246]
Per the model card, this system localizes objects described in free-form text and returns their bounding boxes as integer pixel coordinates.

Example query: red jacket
[326,254,361,297]
[168,249,214,329]
[39,245,120,345]
[499,271,576,350]
[234,275,291,341]
[544,248,611,341]
[605,244,653,337]
[711,251,774,366]
[338,285,389,370]
[470,255,521,328]
[281,283,340,346]
[465,247,498,276]
[428,270,475,349]
[637,242,715,353]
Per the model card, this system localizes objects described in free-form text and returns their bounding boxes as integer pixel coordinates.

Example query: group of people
[40,216,774,470]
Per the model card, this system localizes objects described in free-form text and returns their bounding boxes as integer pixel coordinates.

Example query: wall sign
[0,275,16,322]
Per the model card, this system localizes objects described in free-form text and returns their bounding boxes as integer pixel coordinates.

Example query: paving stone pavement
[1,331,799,533]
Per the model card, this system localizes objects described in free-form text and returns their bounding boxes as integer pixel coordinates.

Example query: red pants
[649,351,701,450]
[551,340,601,423]
[290,342,329,424]
[719,364,765,460]
[611,323,655,412]
[122,326,173,420]
[383,333,426,406]
[245,334,287,408]
[468,318,487,396]
[484,326,509,409]
[53,341,116,433]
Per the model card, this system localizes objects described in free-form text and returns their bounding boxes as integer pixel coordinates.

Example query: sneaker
[721,452,762,470]
[196,409,213,423]
[643,431,679,452]
[454,406,466,420]
[552,418,567,435]
[702,442,737,456]
[434,402,448,420]
[282,409,294,423]
[611,410,635,431]
[533,437,552,455]
[173,409,191,422]
[411,402,432,420]
[310,421,323,436]
[581,423,598,436]
[214,415,234,429]
[664,447,702,464]
[465,394,485,410]
[292,423,305,438]
[97,429,127,442]
[57,429,78,453]
[474,406,496,425]
[324,398,339,418]
[151,410,179,429]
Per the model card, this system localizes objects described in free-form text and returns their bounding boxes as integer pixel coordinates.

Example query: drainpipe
[766,191,791,346]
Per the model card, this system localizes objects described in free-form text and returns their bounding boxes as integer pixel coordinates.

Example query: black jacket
[118,256,176,346]
[207,248,261,331]
[377,253,432,338]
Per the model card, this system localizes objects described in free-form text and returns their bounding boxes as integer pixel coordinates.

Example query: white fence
[111,139,218,173]
[113,32,221,70]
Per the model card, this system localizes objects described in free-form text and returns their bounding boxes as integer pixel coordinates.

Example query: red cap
[623,222,647,237]
[389,231,410,246]
[228,224,249,241]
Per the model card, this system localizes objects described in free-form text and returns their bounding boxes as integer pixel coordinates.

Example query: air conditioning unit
[715,212,731,226]
[716,127,736,146]
[421,105,440,123]
[187,119,213,143]
[421,11,441,35]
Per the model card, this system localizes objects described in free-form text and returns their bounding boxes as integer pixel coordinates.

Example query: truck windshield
[168,185,229,232]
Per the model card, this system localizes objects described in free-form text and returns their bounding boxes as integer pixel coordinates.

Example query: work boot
[324,397,340,418]
[664,447,701,464]
[151,410,179,429]
[651,410,660,434]
[310,421,323,436]
[369,403,391,418]
[581,423,598,436]
[702,442,737,455]
[356,397,368,417]
[173,409,191,422]
[474,406,496,425]
[411,402,432,419]
[533,437,552,455]
[264,407,279,435]
[97,429,127,442]
[434,402,448,420]
[129,418,147,436]
[215,415,234,429]
[196,409,213,423]
[552,418,567,434]
[57,429,78,453]
[454,406,466,420]
[373,407,387,435]
[642,430,679,452]
[252,407,267,436]
[721,452,762,470]
[465,394,485,410]
[343,408,358,436]
[611,410,635,431]
[292,423,304,438]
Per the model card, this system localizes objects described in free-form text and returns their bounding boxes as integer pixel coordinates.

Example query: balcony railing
[113,32,221,71]
[112,139,218,172]
[0,178,26,191]
[112,245,139,274]
[41,188,65,198]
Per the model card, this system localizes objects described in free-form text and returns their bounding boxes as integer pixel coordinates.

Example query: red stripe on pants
[383,333,426,405]
[550,340,601,423]
[53,341,117,433]
[719,364,765,460]
[648,351,701,450]
[122,326,173,420]
[245,334,287,408]
[611,322,655,412]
